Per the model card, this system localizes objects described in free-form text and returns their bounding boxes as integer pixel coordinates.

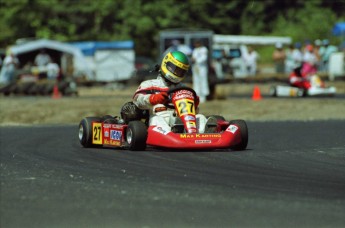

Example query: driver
[133,51,215,133]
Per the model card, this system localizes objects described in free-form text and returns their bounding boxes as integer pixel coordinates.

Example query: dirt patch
[1,81,345,126]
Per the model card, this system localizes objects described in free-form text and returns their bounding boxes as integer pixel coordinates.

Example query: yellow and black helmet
[160,51,189,84]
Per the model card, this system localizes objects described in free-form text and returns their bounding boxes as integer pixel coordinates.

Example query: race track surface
[1,121,345,228]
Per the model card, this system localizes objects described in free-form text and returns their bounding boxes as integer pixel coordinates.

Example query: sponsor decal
[195,140,212,144]
[173,90,195,100]
[104,124,110,137]
[184,115,196,121]
[180,134,221,138]
[111,124,124,129]
[104,129,109,137]
[226,125,238,134]
[110,130,122,140]
[104,139,121,146]
[186,122,196,128]
[152,126,169,135]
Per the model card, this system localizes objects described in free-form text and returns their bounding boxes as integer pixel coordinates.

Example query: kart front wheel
[79,117,102,148]
[229,119,248,151]
[126,121,147,151]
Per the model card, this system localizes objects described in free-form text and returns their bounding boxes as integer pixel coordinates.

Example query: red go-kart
[78,87,248,151]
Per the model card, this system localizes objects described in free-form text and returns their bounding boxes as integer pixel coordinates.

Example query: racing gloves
[149,92,168,105]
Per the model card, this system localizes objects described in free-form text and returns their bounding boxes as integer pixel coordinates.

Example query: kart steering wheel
[164,86,197,109]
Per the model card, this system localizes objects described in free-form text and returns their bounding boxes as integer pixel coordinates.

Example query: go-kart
[270,75,336,97]
[78,87,248,151]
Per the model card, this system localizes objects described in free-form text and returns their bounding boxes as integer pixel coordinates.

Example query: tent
[8,39,91,78]
[332,22,345,36]
[70,41,135,82]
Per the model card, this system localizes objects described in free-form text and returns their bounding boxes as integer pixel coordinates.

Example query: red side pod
[102,123,126,147]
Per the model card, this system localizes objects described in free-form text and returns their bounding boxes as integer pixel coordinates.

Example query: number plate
[92,122,103,144]
[176,99,195,116]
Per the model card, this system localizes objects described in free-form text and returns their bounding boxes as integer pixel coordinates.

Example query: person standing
[192,40,209,103]
[272,43,286,74]
[0,51,19,83]
[320,39,338,72]
[243,46,259,76]
[291,42,303,70]
[303,45,318,68]
[34,49,52,67]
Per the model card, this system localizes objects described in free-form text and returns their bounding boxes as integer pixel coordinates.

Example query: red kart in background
[78,87,248,151]
[270,63,336,97]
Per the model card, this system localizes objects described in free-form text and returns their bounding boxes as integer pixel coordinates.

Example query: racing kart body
[78,87,248,151]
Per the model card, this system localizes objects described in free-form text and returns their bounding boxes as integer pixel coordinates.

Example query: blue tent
[332,22,345,36]
[70,40,134,56]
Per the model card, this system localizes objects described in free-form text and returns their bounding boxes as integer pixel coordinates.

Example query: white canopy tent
[8,39,91,78]
[213,34,292,46]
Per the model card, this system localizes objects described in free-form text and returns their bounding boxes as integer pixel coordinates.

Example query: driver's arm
[133,82,168,109]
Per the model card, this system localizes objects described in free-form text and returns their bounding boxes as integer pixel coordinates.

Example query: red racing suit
[289,63,318,89]
[289,69,311,89]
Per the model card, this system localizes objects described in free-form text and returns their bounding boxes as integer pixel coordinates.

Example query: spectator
[192,39,209,103]
[272,43,286,74]
[313,39,322,70]
[291,42,303,70]
[164,40,192,58]
[0,51,19,83]
[303,44,318,67]
[34,49,52,67]
[46,60,60,79]
[285,44,295,74]
[243,46,259,76]
[320,39,338,72]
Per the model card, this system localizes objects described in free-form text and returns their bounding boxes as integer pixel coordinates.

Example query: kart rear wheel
[79,117,102,148]
[207,115,225,121]
[126,121,147,151]
[229,119,248,151]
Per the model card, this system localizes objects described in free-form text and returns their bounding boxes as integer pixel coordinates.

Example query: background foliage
[0,0,344,59]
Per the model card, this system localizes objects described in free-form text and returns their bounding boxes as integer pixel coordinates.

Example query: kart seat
[171,117,185,133]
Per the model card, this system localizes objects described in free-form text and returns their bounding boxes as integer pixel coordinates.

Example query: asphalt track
[1,121,345,228]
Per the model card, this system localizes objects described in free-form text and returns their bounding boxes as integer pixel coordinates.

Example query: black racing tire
[229,119,248,151]
[28,84,39,95]
[42,83,54,95]
[102,115,118,124]
[207,115,226,121]
[78,117,102,148]
[23,82,35,95]
[126,121,147,151]
[1,83,17,96]
[101,115,113,121]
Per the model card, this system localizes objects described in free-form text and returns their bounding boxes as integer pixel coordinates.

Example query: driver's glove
[149,92,168,105]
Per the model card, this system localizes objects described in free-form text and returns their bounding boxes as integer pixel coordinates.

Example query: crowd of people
[274,39,339,75]
[0,49,60,84]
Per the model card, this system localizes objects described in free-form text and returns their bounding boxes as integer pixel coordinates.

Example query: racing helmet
[160,51,189,84]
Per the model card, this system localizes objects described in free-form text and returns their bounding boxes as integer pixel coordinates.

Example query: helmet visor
[166,61,187,78]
